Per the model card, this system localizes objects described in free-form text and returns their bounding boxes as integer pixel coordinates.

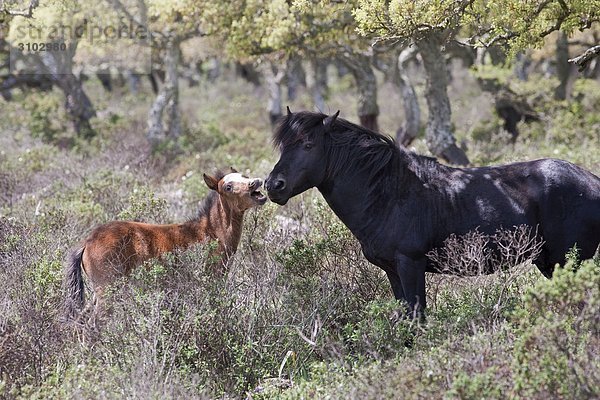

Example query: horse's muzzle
[265,175,290,205]
[266,177,286,192]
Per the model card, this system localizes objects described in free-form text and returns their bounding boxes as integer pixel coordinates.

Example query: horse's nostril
[266,177,286,192]
[274,179,286,191]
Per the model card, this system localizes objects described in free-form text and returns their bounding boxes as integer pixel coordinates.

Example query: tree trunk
[513,52,531,81]
[147,38,181,145]
[286,56,305,101]
[306,57,328,111]
[393,47,421,146]
[340,53,379,132]
[554,32,571,100]
[36,45,96,139]
[54,73,96,139]
[265,62,285,127]
[417,34,469,166]
[475,46,507,67]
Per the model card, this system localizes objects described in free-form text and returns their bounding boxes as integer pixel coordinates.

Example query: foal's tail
[64,247,85,322]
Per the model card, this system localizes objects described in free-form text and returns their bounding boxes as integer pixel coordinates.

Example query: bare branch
[104,0,163,39]
[569,45,600,72]
[2,0,38,18]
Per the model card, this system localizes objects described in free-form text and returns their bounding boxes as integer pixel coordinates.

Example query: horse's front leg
[395,253,427,319]
[385,270,405,300]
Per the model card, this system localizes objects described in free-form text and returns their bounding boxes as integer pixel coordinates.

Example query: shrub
[511,256,600,399]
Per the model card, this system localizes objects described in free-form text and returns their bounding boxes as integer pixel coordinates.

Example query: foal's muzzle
[250,178,263,190]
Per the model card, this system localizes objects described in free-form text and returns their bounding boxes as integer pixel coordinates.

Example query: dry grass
[0,65,599,399]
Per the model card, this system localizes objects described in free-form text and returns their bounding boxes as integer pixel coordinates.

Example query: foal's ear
[323,110,340,128]
[287,106,292,116]
[229,166,238,173]
[203,173,219,191]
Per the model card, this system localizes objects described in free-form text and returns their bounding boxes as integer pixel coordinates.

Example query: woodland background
[0,0,599,398]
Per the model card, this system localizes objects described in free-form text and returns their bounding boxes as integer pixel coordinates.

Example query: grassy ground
[0,64,599,399]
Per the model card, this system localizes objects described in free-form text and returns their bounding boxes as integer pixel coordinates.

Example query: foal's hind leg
[86,286,106,331]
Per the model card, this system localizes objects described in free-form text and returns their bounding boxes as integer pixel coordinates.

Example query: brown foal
[64,169,267,321]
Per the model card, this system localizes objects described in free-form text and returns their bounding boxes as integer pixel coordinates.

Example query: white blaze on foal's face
[220,173,267,209]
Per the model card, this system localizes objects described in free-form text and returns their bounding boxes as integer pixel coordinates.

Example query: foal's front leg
[395,254,427,318]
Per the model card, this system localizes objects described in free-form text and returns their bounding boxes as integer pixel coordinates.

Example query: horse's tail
[64,247,85,322]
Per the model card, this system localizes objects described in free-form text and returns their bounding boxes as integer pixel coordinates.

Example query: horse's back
[455,158,599,273]
[82,221,175,283]
[531,159,600,268]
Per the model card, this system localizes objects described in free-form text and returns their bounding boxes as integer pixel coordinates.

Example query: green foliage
[25,254,63,300]
[354,0,600,56]
[448,368,504,400]
[21,92,66,143]
[511,257,600,398]
[179,121,230,153]
[342,299,413,360]
[203,0,365,60]
[117,185,168,222]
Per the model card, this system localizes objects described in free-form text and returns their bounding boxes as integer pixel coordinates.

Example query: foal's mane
[274,111,448,188]
[190,169,227,222]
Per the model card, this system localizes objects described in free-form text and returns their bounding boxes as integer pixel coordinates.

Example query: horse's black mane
[274,111,450,187]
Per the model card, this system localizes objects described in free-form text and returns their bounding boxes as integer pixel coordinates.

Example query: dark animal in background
[266,108,600,316]
[64,169,267,321]
[478,77,540,143]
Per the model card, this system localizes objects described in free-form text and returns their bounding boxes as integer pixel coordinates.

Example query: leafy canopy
[353,0,600,53]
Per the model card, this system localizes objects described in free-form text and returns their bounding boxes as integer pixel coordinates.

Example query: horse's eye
[304,142,314,150]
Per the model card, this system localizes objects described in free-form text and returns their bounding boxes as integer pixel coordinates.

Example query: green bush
[511,257,600,399]
[117,185,168,223]
[21,92,66,143]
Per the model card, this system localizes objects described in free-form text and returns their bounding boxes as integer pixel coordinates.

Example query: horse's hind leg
[531,246,554,278]
[86,286,106,331]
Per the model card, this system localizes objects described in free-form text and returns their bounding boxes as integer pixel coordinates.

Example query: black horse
[266,108,600,315]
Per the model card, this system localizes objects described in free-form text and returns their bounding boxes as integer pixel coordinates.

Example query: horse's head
[203,168,267,211]
[266,108,339,205]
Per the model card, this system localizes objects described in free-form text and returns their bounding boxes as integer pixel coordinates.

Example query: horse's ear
[203,173,219,191]
[287,106,292,116]
[229,166,238,173]
[323,110,340,128]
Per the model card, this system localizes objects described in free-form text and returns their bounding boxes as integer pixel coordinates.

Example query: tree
[5,0,97,138]
[105,0,205,146]
[203,0,383,131]
[354,2,469,164]
[353,0,600,163]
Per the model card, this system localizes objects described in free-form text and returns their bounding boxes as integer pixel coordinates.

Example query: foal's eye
[225,184,233,192]
[304,142,314,150]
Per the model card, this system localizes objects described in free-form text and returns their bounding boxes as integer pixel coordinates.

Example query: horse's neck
[317,161,422,242]
[210,197,244,254]
[184,198,245,252]
[317,172,383,240]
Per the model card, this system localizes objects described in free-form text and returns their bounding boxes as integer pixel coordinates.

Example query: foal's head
[203,169,267,212]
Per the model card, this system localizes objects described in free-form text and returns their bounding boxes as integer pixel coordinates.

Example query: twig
[104,0,163,39]
[2,0,38,17]
[568,45,600,72]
